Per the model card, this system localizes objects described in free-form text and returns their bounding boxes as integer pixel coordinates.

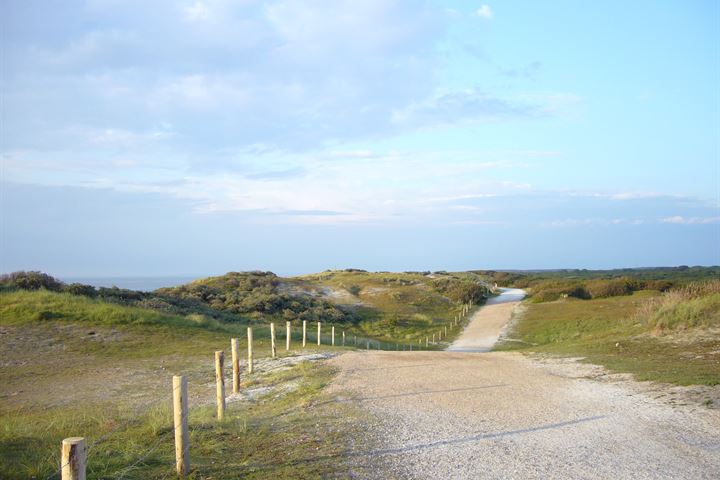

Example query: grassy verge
[0,290,361,479]
[496,290,720,386]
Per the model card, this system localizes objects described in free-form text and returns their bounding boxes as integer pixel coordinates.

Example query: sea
[59,276,200,292]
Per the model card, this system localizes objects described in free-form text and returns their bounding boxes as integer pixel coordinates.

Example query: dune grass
[0,290,362,479]
[496,289,720,386]
[295,270,485,347]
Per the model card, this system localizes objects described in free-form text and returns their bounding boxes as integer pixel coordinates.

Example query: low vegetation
[294,270,492,345]
[0,288,360,479]
[475,266,719,303]
[497,280,720,386]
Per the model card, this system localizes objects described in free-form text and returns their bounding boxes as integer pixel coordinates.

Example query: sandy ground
[447,288,526,352]
[329,292,720,479]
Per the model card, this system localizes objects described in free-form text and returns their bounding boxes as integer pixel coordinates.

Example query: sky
[1,0,719,277]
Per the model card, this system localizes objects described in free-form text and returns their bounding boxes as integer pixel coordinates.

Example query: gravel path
[447,288,526,352]
[329,295,720,479]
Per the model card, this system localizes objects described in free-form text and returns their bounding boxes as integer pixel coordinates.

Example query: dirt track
[330,293,720,479]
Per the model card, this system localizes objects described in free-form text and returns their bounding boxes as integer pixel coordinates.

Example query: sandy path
[329,295,720,479]
[447,288,525,352]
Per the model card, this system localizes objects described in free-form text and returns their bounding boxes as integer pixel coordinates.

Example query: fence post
[302,320,307,347]
[426,336,428,347]
[173,375,189,477]
[247,327,254,374]
[354,335,357,346]
[231,338,240,394]
[61,437,86,480]
[270,322,277,358]
[366,340,369,350]
[215,351,225,421]
[317,322,322,346]
[286,321,291,351]
[432,333,435,343]
[342,331,346,346]
[331,325,335,346]
[444,325,447,336]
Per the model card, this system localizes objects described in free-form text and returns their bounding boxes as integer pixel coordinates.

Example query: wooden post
[247,327,254,374]
[231,338,240,394]
[366,340,369,350]
[409,343,413,351]
[302,320,307,347]
[317,322,322,346]
[270,322,277,358]
[354,335,357,346]
[432,333,435,343]
[425,336,429,347]
[215,351,225,421]
[61,437,86,480]
[286,321,291,351]
[173,375,189,477]
[342,331,346,346]
[331,325,335,346]
[444,325,447,336]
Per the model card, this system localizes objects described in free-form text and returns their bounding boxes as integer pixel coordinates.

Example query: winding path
[329,290,720,479]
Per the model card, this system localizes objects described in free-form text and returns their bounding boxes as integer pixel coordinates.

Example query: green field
[496,285,720,386]
[0,290,362,479]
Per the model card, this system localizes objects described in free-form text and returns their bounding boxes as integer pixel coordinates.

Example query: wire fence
[45,303,477,479]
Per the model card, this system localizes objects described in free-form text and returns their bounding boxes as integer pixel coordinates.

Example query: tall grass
[634,280,720,332]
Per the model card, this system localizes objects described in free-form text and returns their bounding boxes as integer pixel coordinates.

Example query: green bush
[0,271,63,291]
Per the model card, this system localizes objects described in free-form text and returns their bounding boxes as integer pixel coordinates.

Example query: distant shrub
[346,285,362,296]
[430,277,490,304]
[643,280,675,292]
[64,283,97,297]
[0,271,63,291]
[586,278,638,298]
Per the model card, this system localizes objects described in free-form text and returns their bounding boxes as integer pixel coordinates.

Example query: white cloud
[475,5,493,19]
[184,2,210,22]
[661,216,720,225]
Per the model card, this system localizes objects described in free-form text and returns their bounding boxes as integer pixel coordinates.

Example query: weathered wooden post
[173,375,189,477]
[270,322,277,358]
[342,330,346,346]
[215,351,225,420]
[432,333,435,343]
[286,321,291,351]
[247,327,254,374]
[317,322,322,346]
[366,340,370,350]
[231,338,240,394]
[425,336,429,347]
[61,437,86,480]
[354,335,357,346]
[302,320,307,347]
[331,325,335,346]
[444,325,447,336]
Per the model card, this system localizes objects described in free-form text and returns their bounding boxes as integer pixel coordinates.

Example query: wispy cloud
[661,216,720,225]
[475,5,494,19]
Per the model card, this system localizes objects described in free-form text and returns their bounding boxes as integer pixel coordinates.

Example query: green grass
[0,290,364,479]
[496,291,720,386]
[1,362,358,479]
[294,270,486,346]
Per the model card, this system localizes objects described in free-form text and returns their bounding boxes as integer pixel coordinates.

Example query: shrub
[0,271,63,291]
[586,278,638,298]
[64,283,97,297]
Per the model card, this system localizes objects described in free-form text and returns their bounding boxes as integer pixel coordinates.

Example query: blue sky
[1,0,718,276]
